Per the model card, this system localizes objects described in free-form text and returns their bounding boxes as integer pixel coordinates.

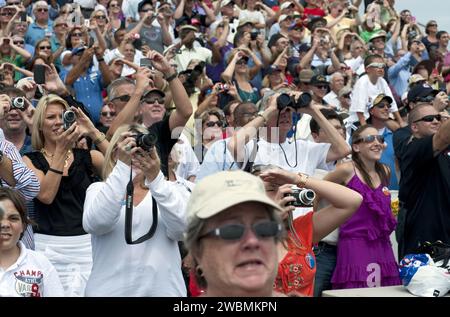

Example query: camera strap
[125,164,158,245]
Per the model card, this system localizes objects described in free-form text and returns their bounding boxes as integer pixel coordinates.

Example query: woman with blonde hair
[22,94,107,296]
[83,124,189,296]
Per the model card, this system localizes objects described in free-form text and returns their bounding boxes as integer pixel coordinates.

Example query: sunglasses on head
[205,121,223,128]
[112,94,131,102]
[354,134,384,144]
[413,114,441,123]
[199,221,282,241]
[374,101,392,109]
[143,97,164,104]
[101,111,116,116]
[367,62,385,69]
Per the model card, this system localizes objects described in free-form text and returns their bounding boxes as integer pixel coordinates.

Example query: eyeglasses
[353,135,385,144]
[205,121,223,128]
[199,221,282,241]
[374,101,392,109]
[39,45,51,50]
[13,40,24,45]
[236,59,248,65]
[143,97,164,104]
[95,15,106,19]
[140,9,151,12]
[101,111,116,117]
[36,8,48,12]
[413,114,442,123]
[428,23,437,27]
[71,32,83,37]
[314,85,328,90]
[367,62,386,69]
[55,23,68,27]
[109,3,119,7]
[111,94,131,102]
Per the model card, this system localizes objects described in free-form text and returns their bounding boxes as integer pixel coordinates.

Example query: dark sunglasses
[374,101,392,109]
[112,94,131,102]
[414,95,435,103]
[428,23,437,27]
[1,12,14,16]
[71,32,83,37]
[236,59,248,65]
[315,85,328,90]
[143,98,164,104]
[95,15,106,19]
[140,9,151,12]
[36,8,48,12]
[13,40,24,45]
[205,121,223,128]
[109,3,119,7]
[39,45,51,50]
[413,114,442,123]
[354,134,385,144]
[101,111,116,116]
[199,221,282,241]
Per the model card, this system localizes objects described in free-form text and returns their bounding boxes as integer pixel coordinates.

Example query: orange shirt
[274,211,316,297]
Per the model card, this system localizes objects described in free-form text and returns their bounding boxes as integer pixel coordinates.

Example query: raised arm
[433,115,450,155]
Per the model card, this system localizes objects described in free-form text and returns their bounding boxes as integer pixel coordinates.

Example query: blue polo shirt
[379,128,399,190]
[61,68,104,124]
[25,21,54,47]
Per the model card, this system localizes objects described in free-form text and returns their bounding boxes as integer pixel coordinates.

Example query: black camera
[285,187,315,207]
[408,30,418,40]
[276,92,312,110]
[134,132,157,151]
[250,31,260,41]
[62,110,76,130]
[11,97,26,111]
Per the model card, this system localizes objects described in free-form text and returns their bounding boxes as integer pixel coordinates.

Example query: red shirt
[274,211,316,297]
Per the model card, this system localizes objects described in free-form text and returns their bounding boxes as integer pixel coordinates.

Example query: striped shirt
[0,139,40,249]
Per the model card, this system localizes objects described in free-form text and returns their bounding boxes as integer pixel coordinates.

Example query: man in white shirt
[323,72,345,111]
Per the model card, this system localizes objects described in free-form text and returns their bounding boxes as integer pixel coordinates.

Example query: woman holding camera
[22,94,106,296]
[253,166,362,297]
[83,124,189,296]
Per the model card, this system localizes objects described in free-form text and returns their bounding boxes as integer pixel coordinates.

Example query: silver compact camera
[11,97,26,111]
[285,186,315,207]
[62,110,76,130]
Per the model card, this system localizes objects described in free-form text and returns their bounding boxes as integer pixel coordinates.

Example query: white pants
[34,234,92,297]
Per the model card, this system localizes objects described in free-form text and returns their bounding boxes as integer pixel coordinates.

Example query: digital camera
[62,110,76,130]
[11,97,26,111]
[134,132,158,151]
[285,187,315,207]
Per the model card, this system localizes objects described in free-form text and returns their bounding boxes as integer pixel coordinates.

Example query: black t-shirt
[24,149,95,236]
[149,115,177,177]
[398,135,450,254]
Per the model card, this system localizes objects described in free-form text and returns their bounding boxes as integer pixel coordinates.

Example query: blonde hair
[102,123,149,179]
[31,94,70,150]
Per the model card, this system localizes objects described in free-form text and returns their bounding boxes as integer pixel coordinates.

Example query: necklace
[40,149,72,168]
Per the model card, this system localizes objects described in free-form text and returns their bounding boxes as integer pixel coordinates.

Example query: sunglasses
[199,221,282,241]
[55,23,68,27]
[109,3,119,7]
[140,9,151,12]
[111,94,131,102]
[315,85,328,90]
[374,101,392,109]
[71,32,83,37]
[13,40,24,45]
[36,8,48,12]
[1,12,13,16]
[143,98,164,104]
[236,59,248,65]
[354,135,385,144]
[428,23,437,27]
[39,45,51,50]
[414,95,435,103]
[101,111,116,116]
[413,114,442,123]
[367,62,386,69]
[205,121,223,128]
[95,15,107,19]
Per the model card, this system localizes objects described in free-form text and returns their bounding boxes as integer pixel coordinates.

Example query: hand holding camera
[132,146,161,182]
[146,50,172,75]
[55,118,80,155]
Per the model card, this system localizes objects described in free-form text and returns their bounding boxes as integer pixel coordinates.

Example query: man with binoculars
[228,89,350,176]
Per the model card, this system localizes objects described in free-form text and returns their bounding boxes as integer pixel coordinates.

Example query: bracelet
[256,113,267,125]
[297,173,309,188]
[48,167,63,175]
[93,132,106,145]
[165,72,178,82]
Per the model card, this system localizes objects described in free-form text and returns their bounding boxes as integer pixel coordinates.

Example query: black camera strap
[125,164,158,245]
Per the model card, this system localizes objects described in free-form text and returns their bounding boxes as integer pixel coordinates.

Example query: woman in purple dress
[324,125,401,289]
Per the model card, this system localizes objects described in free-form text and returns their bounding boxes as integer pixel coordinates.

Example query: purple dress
[331,173,401,289]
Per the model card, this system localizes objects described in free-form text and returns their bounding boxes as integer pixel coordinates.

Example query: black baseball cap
[407,83,439,103]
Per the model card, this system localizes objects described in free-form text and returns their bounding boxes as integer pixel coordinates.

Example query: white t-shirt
[0,242,64,297]
[348,74,398,124]
[243,138,331,176]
